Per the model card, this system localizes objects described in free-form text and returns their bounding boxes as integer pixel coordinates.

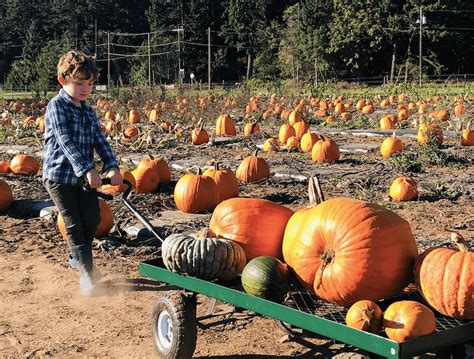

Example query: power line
[424,9,474,13]
[425,27,474,31]
[96,41,177,48]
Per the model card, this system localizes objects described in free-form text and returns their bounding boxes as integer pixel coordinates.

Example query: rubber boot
[70,244,100,296]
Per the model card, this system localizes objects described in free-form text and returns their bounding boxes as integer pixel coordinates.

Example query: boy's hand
[105,167,122,186]
[86,169,102,189]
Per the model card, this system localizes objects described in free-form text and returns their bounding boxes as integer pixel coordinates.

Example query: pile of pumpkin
[160,177,473,343]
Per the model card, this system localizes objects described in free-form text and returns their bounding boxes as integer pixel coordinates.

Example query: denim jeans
[44,179,101,273]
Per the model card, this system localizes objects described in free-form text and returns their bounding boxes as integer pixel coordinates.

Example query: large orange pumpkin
[57,199,114,239]
[10,154,40,175]
[137,155,171,184]
[413,233,473,320]
[236,150,270,183]
[383,301,436,342]
[0,179,13,212]
[209,197,293,261]
[203,162,239,203]
[174,168,219,213]
[282,197,418,307]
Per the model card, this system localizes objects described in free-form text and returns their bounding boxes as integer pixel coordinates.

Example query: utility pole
[173,27,184,84]
[208,27,211,91]
[419,5,423,86]
[94,19,97,57]
[148,32,151,87]
[107,32,111,91]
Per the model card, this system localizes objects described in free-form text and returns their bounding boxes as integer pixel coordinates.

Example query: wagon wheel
[151,291,197,359]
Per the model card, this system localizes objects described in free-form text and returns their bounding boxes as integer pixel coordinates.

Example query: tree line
[0,0,473,92]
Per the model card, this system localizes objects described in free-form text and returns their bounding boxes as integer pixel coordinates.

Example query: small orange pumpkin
[461,121,473,146]
[300,130,320,153]
[278,123,296,144]
[389,176,418,202]
[417,124,443,146]
[380,134,404,158]
[191,120,209,145]
[243,121,260,137]
[10,154,40,176]
[215,114,236,136]
[236,149,270,183]
[203,162,239,203]
[0,160,10,174]
[383,301,436,342]
[128,109,140,124]
[100,169,136,195]
[311,136,340,163]
[345,300,383,334]
[131,166,160,194]
[262,138,280,152]
[0,178,13,212]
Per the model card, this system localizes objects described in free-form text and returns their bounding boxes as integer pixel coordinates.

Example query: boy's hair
[57,50,99,82]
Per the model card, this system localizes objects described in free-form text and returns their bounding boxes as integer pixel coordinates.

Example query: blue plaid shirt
[42,89,118,185]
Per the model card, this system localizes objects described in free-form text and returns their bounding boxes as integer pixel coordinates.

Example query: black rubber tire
[151,291,197,359]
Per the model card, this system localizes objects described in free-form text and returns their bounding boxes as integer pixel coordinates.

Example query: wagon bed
[139,258,474,358]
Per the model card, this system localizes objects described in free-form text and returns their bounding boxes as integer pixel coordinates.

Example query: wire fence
[0,74,472,95]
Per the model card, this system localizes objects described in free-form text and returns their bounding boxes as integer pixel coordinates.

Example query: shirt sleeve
[90,110,119,173]
[46,100,95,177]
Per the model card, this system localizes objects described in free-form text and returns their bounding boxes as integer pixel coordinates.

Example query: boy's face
[62,75,95,103]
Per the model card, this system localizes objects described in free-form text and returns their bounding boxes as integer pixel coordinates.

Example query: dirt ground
[1,120,473,358]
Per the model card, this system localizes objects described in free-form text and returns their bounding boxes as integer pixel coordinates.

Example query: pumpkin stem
[360,308,374,324]
[148,153,155,160]
[213,161,220,171]
[196,227,209,240]
[252,148,260,157]
[198,119,205,131]
[315,248,334,290]
[445,230,470,252]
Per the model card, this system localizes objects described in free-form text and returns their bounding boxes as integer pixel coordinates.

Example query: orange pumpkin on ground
[0,160,10,174]
[203,162,239,203]
[0,179,13,212]
[311,136,340,163]
[389,176,418,202]
[380,134,403,158]
[417,124,443,146]
[262,138,280,152]
[413,232,473,320]
[209,197,293,261]
[345,300,383,334]
[300,130,320,153]
[57,199,114,239]
[383,301,436,342]
[191,121,209,145]
[461,121,473,146]
[236,149,270,183]
[215,114,236,136]
[10,154,40,176]
[292,121,308,140]
[100,169,136,195]
[278,123,296,144]
[131,167,160,194]
[282,197,418,307]
[174,168,219,214]
[137,155,171,184]
[243,121,260,137]
[128,109,140,124]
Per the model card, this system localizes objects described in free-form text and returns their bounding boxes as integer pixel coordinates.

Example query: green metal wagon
[139,258,474,359]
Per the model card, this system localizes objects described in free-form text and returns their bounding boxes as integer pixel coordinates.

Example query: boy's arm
[47,101,95,177]
[91,112,119,173]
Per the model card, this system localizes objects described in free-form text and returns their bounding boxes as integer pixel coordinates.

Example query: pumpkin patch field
[0,92,473,358]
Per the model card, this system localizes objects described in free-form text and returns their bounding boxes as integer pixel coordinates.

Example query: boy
[43,50,122,296]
